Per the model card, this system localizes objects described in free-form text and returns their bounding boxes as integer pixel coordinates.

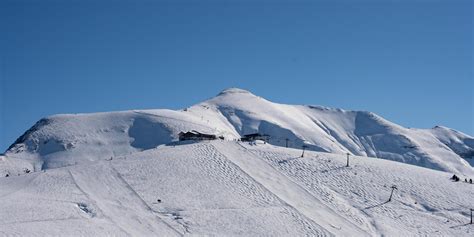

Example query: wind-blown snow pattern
[1,88,473,236]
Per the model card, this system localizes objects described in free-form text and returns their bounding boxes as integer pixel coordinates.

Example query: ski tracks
[68,164,182,236]
[192,142,331,236]
[212,142,371,236]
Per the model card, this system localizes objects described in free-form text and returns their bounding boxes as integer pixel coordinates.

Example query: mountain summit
[217,87,255,96]
[2,88,473,175]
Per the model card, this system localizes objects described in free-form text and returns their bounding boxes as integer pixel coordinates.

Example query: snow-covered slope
[1,87,473,236]
[0,141,472,236]
[3,88,473,175]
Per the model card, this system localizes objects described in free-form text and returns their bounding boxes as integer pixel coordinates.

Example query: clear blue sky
[1,0,472,151]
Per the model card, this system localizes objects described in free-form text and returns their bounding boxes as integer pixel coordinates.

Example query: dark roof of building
[242,133,269,137]
[179,130,216,137]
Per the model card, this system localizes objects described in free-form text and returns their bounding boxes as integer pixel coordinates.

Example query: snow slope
[3,88,473,175]
[0,141,472,236]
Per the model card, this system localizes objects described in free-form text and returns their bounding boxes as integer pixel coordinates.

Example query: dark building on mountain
[178,131,218,141]
[240,133,270,142]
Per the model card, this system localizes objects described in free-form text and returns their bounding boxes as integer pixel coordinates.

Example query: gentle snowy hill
[0,141,472,236]
[3,88,473,175]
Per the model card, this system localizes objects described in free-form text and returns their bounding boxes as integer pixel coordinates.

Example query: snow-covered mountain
[1,88,473,236]
[3,88,473,175]
[4,87,473,175]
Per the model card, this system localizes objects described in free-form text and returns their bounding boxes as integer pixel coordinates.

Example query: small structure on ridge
[240,133,270,143]
[178,130,218,141]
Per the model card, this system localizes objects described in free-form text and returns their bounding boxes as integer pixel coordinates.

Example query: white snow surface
[1,88,473,236]
[0,141,473,236]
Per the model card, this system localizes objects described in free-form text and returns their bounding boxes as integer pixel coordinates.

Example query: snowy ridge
[3,88,472,175]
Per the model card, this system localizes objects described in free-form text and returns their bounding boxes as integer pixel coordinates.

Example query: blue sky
[1,0,472,151]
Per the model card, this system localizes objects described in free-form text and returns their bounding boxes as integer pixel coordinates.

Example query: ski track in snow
[68,164,182,236]
[246,147,378,235]
[245,143,474,236]
[212,142,370,236]
[191,142,331,236]
[110,141,331,236]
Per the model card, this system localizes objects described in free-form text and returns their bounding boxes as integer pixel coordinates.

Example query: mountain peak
[217,88,254,96]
